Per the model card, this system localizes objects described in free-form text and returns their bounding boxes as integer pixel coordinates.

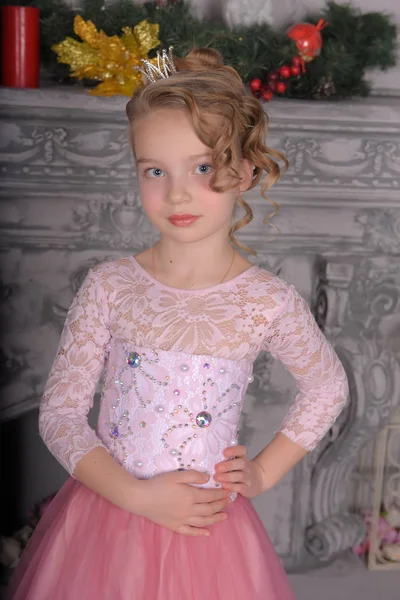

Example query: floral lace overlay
[39,257,349,475]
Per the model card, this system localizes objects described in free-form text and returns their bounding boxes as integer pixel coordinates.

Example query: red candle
[1,5,40,88]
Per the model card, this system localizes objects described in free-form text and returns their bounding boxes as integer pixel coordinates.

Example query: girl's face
[133,108,250,245]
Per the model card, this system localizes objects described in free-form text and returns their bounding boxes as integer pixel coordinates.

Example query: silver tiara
[136,46,177,83]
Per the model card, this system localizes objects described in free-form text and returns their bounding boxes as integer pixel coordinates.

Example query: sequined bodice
[97,342,253,486]
[39,256,348,480]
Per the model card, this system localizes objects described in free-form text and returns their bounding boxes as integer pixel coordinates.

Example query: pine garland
[0,0,397,99]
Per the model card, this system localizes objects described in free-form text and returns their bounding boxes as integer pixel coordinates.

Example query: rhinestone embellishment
[127,352,141,367]
[196,411,212,428]
[117,349,168,406]
[110,425,119,438]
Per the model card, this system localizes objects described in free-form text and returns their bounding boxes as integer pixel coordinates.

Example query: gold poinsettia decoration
[52,16,161,97]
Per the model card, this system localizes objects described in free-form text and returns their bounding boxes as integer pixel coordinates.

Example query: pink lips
[168,214,200,227]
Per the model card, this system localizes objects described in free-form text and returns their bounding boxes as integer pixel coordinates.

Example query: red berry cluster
[249,56,302,102]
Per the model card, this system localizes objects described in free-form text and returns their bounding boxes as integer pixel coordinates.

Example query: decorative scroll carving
[0,123,132,181]
[304,257,400,561]
[71,191,157,249]
[356,209,400,254]
[281,136,400,190]
[306,513,366,561]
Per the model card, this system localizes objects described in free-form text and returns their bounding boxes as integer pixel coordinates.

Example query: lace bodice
[39,257,349,477]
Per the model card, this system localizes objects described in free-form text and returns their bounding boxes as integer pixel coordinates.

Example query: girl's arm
[266,284,348,446]
[38,267,146,510]
[73,446,143,512]
[39,267,110,476]
[216,283,348,496]
[252,433,308,490]
[257,283,349,487]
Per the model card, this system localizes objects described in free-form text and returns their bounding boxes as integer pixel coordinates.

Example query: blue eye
[194,164,213,175]
[146,168,164,178]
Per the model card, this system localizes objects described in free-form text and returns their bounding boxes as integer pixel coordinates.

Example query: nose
[166,177,191,206]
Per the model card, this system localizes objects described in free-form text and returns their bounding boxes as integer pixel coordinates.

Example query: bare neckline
[129,255,258,294]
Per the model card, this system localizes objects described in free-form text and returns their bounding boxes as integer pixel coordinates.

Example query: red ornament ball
[267,71,279,82]
[275,81,286,94]
[262,89,273,102]
[279,65,291,79]
[250,78,262,92]
[291,56,302,67]
[287,19,327,62]
[290,65,301,77]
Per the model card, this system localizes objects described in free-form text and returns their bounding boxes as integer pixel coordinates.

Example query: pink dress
[7,257,349,600]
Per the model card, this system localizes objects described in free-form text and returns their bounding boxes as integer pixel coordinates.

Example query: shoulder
[78,256,141,301]
[242,266,294,313]
[91,256,137,279]
[88,255,147,289]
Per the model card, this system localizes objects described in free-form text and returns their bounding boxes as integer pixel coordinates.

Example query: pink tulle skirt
[7,478,295,599]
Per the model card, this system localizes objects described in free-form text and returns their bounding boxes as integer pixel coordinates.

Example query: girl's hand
[133,469,231,537]
[214,445,266,499]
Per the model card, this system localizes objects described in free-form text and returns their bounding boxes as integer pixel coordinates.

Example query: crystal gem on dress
[195,411,212,428]
[110,425,119,438]
[127,352,141,367]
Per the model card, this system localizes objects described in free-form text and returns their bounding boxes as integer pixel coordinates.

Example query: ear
[239,159,254,193]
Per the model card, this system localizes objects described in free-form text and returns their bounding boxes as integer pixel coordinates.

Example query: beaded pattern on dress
[98,342,253,488]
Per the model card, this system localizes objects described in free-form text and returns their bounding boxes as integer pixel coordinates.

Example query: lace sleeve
[39,268,110,475]
[263,284,349,451]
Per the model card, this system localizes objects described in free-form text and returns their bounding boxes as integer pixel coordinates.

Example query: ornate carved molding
[304,257,400,561]
[279,136,400,192]
[2,88,400,127]
[71,191,158,249]
[356,209,400,254]
[1,86,400,570]
[0,122,132,185]
[306,513,366,561]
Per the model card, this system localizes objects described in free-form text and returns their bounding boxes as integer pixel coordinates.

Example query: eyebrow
[136,152,213,165]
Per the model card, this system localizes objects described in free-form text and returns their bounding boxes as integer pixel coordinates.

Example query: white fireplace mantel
[1,85,400,570]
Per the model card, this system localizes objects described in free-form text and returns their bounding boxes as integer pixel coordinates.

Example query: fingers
[215,458,246,474]
[188,513,228,528]
[216,470,248,484]
[193,488,230,503]
[194,497,230,517]
[178,525,211,537]
[223,445,247,459]
[221,482,247,494]
[177,469,210,485]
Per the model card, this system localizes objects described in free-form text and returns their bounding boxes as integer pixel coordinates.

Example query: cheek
[138,179,165,213]
[200,190,236,219]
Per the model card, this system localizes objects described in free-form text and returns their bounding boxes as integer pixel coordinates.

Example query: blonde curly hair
[126,48,288,255]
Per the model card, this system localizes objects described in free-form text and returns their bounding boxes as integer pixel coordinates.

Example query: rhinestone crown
[136,46,177,83]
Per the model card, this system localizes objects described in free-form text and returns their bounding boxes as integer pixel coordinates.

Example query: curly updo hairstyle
[126,48,287,254]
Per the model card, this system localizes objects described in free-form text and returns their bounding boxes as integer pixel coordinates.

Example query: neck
[153,236,235,288]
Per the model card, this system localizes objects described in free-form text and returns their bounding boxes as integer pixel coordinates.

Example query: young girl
[7,48,349,600]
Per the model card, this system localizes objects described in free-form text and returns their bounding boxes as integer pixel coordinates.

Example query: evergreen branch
[2,0,396,99]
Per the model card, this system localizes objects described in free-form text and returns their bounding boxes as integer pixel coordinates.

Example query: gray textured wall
[1,88,400,569]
